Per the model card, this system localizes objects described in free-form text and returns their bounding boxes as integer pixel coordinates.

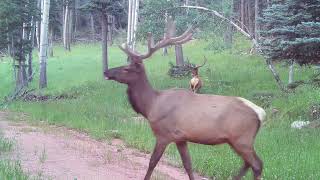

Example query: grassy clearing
[1,39,320,179]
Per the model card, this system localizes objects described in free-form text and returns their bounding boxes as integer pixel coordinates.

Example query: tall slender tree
[39,0,51,88]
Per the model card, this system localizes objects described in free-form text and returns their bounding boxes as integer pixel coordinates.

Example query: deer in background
[104,27,266,180]
[188,57,207,93]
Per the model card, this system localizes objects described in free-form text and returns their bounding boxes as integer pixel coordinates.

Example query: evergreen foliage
[0,0,39,89]
[260,0,320,65]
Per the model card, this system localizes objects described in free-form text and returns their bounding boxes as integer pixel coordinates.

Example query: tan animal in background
[189,57,207,93]
[104,27,265,180]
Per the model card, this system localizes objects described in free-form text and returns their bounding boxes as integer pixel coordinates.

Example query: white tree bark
[289,60,294,84]
[63,4,71,51]
[90,13,95,41]
[28,17,36,81]
[63,6,68,49]
[36,0,42,49]
[254,0,260,39]
[68,4,73,50]
[39,0,50,89]
[127,0,132,47]
[132,0,139,49]
[127,0,139,50]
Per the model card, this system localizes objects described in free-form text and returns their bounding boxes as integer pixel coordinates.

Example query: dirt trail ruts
[0,112,205,180]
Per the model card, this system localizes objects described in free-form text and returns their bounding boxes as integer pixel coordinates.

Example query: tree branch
[178,5,261,52]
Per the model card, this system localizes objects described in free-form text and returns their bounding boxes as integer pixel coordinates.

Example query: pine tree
[260,0,320,65]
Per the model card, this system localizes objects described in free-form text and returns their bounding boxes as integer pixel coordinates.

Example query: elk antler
[195,56,207,68]
[119,26,194,61]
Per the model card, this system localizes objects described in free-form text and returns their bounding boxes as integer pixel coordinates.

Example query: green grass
[1,39,320,179]
[0,134,13,152]
[0,161,28,180]
[0,132,29,180]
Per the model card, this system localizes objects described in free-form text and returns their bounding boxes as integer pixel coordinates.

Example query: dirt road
[0,112,205,180]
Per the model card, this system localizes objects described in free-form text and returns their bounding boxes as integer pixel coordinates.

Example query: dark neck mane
[126,72,157,118]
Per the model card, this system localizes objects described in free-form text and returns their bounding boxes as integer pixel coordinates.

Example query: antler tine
[150,26,194,51]
[120,26,194,61]
[118,43,142,61]
[170,26,194,42]
[174,33,193,45]
[195,56,207,68]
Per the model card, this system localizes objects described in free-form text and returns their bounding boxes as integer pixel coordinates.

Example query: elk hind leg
[231,142,263,180]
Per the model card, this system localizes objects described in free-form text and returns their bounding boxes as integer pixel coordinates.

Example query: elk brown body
[104,27,265,180]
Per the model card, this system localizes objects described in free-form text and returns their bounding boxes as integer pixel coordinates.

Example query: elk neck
[127,71,158,119]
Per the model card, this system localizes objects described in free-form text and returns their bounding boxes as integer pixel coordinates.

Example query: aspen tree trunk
[132,0,139,49]
[48,26,54,57]
[126,0,133,62]
[130,0,135,48]
[248,2,253,34]
[28,17,36,81]
[107,15,113,45]
[36,0,42,49]
[6,18,12,55]
[254,0,260,39]
[127,0,139,61]
[63,4,70,51]
[240,0,244,29]
[288,60,294,84]
[127,0,132,48]
[68,4,73,50]
[90,13,95,41]
[101,13,108,72]
[74,0,79,34]
[39,0,50,89]
[21,22,28,85]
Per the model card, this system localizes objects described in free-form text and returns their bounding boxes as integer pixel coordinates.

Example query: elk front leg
[189,83,193,92]
[176,141,194,180]
[144,139,168,180]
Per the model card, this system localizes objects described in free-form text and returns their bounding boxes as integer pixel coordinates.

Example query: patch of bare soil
[0,112,205,180]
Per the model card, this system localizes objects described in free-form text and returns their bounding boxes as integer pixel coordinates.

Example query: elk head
[190,56,207,77]
[104,27,194,85]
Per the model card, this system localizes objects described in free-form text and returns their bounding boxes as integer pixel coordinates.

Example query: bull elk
[188,57,207,93]
[104,27,266,180]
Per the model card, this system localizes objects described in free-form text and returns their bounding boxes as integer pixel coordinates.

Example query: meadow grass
[0,39,320,179]
[0,132,29,180]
